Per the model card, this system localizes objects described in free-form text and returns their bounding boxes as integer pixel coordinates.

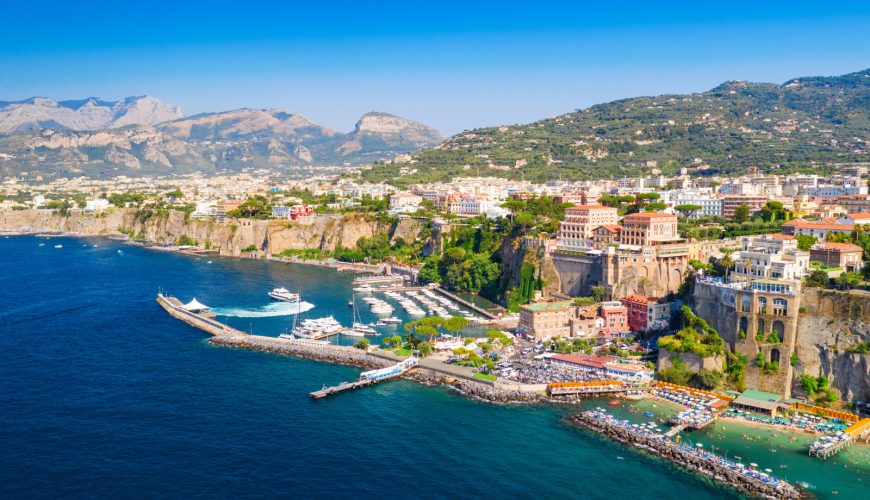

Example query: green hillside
[355,69,870,187]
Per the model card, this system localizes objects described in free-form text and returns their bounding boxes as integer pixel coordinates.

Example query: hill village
[4,164,870,458]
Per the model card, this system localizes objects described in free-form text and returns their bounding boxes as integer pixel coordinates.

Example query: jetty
[310,358,418,399]
[570,410,805,499]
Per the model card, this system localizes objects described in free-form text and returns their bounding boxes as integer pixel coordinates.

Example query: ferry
[268,287,301,303]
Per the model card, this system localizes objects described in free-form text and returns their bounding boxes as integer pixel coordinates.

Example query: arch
[741,296,751,313]
[739,316,749,336]
[770,348,781,364]
[757,318,765,336]
[773,298,788,315]
[757,296,767,314]
[821,298,835,314]
[772,320,785,340]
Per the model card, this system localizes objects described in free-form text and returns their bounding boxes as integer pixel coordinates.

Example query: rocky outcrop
[0,209,427,259]
[657,348,724,372]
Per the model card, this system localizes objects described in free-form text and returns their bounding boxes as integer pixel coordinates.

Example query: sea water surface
[0,236,867,499]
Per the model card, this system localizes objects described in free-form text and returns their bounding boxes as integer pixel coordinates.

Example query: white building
[803,185,868,199]
[84,199,110,212]
[733,235,809,281]
[673,193,723,218]
[389,192,423,211]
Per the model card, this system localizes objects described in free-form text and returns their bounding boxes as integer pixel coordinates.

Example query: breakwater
[568,411,806,499]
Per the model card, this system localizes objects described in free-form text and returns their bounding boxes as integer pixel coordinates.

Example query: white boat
[343,329,366,337]
[54,244,63,248]
[278,333,295,340]
[268,287,301,303]
[352,322,377,335]
[381,317,403,324]
[353,284,375,292]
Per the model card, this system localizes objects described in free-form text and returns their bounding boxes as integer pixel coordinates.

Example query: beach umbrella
[696,443,703,447]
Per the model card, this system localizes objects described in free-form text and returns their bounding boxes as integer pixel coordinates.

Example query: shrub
[241,244,258,252]
[176,235,197,246]
[790,352,800,366]
[353,338,370,350]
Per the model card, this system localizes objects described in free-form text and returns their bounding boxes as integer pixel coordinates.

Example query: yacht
[381,316,402,324]
[352,284,375,293]
[54,244,63,249]
[268,287,300,303]
[352,322,377,335]
[278,333,295,340]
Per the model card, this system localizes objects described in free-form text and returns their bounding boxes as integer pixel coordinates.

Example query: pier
[310,358,419,399]
[431,287,498,320]
[546,380,628,396]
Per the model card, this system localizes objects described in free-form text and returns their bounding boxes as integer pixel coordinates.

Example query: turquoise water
[0,236,865,499]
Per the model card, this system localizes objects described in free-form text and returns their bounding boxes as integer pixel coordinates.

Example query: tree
[591,286,606,302]
[804,269,829,288]
[645,202,667,212]
[692,369,724,390]
[795,234,817,252]
[675,204,702,219]
[445,316,469,336]
[800,374,819,395]
[734,204,751,223]
[768,331,781,343]
[353,338,370,350]
[417,341,433,357]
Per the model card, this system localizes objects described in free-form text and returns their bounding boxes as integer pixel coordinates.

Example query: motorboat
[268,287,300,303]
[352,322,377,335]
[353,284,375,293]
[381,317,402,324]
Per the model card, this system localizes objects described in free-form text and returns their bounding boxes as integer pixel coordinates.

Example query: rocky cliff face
[0,209,425,258]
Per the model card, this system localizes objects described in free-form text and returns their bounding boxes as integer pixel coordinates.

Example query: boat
[352,322,377,335]
[348,298,354,307]
[645,412,655,417]
[278,333,295,340]
[381,316,402,324]
[268,287,300,303]
[349,294,377,335]
[608,400,620,406]
[353,284,374,292]
[54,244,63,248]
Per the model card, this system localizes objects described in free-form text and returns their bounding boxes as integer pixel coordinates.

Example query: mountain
[356,69,870,187]
[0,102,443,177]
[0,96,184,133]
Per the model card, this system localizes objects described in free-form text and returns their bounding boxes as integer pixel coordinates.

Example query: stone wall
[657,348,724,372]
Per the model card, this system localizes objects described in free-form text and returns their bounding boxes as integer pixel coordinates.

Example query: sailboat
[349,295,376,336]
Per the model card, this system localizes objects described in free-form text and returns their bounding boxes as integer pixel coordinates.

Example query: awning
[183,298,210,311]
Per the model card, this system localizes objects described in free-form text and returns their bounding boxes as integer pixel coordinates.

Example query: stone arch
[757,318,765,336]
[772,320,785,340]
[670,267,683,288]
[757,296,767,314]
[738,317,749,336]
[770,348,781,364]
[821,297,835,314]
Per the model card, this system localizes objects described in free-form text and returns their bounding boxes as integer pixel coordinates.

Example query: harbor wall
[567,412,805,499]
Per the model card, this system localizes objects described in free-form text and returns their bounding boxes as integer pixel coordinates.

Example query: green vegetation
[355,70,870,186]
[800,374,838,404]
[353,338,370,350]
[241,244,258,252]
[725,352,748,391]
[176,235,197,246]
[790,352,800,366]
[276,248,330,260]
[846,342,869,354]
[228,196,272,219]
[473,372,497,382]
[656,358,724,390]
[108,192,145,207]
[796,234,817,251]
[657,306,725,357]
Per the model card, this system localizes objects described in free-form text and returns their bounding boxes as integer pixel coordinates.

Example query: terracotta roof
[567,204,613,210]
[595,224,621,233]
[782,220,854,231]
[623,212,677,220]
[844,213,870,219]
[620,294,661,305]
[552,354,614,369]
[764,234,795,240]
[812,242,863,252]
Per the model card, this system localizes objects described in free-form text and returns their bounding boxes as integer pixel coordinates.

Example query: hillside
[0,103,443,177]
[356,69,870,187]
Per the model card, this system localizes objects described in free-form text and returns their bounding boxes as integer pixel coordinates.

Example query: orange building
[619,212,679,247]
[557,204,618,250]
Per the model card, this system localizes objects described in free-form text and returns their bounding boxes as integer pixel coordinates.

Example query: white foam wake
[212,301,315,318]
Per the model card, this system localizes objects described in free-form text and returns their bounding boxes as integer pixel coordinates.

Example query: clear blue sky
[1,1,868,135]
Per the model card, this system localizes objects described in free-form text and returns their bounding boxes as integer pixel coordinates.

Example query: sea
[1,236,868,499]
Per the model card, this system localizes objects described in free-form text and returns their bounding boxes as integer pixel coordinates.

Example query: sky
[1,1,868,135]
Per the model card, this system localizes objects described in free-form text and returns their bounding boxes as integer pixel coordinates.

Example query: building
[803,185,868,199]
[733,235,809,281]
[809,242,864,272]
[781,220,855,240]
[721,195,768,218]
[518,301,576,340]
[730,389,784,417]
[389,192,423,211]
[592,225,620,250]
[834,194,870,214]
[836,213,870,226]
[620,295,671,332]
[598,301,629,335]
[550,354,654,382]
[215,201,242,219]
[673,193,723,218]
[272,204,313,220]
[84,199,110,212]
[619,212,680,247]
[557,204,618,250]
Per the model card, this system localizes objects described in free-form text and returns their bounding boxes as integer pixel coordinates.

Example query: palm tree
[718,249,736,277]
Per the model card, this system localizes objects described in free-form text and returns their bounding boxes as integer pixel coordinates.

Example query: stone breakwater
[568,412,807,500]
[208,334,546,404]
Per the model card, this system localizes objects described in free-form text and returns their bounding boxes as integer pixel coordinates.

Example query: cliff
[0,209,426,258]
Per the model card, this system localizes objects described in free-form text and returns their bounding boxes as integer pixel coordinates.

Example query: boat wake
[212,301,315,318]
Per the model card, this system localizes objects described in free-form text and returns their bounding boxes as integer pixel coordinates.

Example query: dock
[546,380,628,396]
[310,358,418,399]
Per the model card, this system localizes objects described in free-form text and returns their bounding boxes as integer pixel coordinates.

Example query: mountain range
[356,69,870,187]
[0,97,444,177]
